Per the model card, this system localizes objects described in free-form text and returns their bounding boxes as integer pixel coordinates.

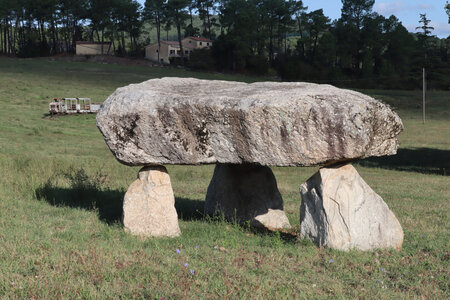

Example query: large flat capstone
[97,77,402,167]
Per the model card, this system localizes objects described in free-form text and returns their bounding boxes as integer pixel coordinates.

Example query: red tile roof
[76,41,111,45]
[184,36,213,42]
[161,40,181,46]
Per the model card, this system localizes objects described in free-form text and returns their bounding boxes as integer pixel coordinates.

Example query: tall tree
[291,0,307,58]
[166,0,189,60]
[298,9,330,62]
[446,1,450,23]
[144,0,165,62]
[215,0,259,71]
[338,0,375,72]
[415,13,434,67]
[416,13,434,37]
[112,0,142,55]
[59,0,88,52]
[341,0,374,29]
[382,15,415,76]
[196,0,215,38]
[260,0,292,64]
[88,0,114,54]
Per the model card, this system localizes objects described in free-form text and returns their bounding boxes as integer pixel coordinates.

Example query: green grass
[0,57,449,298]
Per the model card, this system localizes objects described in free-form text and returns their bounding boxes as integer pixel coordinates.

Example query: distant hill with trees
[0,0,448,89]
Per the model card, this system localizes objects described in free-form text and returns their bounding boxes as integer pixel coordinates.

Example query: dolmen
[97,77,404,251]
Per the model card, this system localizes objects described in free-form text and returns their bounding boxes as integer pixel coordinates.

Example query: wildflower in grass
[420,234,423,238]
[184,263,188,267]
[195,246,199,249]
[382,267,386,272]
[329,259,333,263]
[176,249,180,254]
[190,269,195,275]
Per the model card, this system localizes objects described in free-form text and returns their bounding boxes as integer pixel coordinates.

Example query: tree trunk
[277,17,281,54]
[51,19,57,54]
[0,23,3,54]
[312,35,319,62]
[8,20,14,54]
[40,21,46,45]
[101,29,104,54]
[156,16,161,62]
[206,7,211,39]
[269,23,273,65]
[121,31,126,55]
[177,21,184,60]
[73,19,78,52]
[297,17,305,59]
[3,19,8,54]
[4,20,8,54]
[64,17,69,53]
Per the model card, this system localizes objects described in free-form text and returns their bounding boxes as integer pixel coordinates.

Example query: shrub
[245,54,269,75]
[18,38,40,58]
[187,48,216,71]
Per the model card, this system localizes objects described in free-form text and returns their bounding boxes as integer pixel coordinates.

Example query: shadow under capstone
[357,147,449,176]
[35,184,207,225]
[174,197,205,221]
[35,185,125,224]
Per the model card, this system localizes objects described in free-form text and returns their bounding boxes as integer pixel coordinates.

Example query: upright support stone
[123,166,181,237]
[300,164,403,251]
[205,164,291,230]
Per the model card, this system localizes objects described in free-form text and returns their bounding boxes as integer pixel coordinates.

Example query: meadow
[0,57,448,298]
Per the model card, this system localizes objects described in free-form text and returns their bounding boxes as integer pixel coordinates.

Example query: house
[76,41,112,56]
[182,36,213,49]
[145,37,213,64]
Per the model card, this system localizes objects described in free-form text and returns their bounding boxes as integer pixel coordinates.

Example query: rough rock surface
[97,77,403,167]
[300,164,403,251]
[123,166,181,237]
[205,164,291,229]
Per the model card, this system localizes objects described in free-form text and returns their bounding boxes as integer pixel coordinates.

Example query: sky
[137,0,450,38]
[303,0,449,37]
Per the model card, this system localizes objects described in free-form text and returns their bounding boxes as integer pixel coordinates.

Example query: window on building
[177,50,181,54]
[170,50,175,54]
[156,49,158,52]
[206,42,209,46]
[200,42,202,45]
[185,50,189,54]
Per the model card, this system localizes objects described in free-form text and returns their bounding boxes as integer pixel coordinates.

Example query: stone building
[75,41,112,55]
[145,37,213,64]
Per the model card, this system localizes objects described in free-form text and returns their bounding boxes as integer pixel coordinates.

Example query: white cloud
[375,1,435,15]
[430,22,450,37]
[405,22,450,38]
[375,1,405,15]
[416,4,434,10]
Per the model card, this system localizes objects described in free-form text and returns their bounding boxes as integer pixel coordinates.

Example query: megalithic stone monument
[97,77,404,250]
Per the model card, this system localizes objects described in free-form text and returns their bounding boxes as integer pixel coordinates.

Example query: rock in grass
[300,164,403,251]
[123,166,181,237]
[205,164,291,230]
[96,77,403,167]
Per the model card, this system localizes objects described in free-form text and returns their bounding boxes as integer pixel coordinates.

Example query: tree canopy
[0,0,448,89]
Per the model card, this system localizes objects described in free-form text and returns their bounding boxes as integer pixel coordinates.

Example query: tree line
[0,0,449,89]
[0,0,142,56]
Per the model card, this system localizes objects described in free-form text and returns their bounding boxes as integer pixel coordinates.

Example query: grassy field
[0,57,448,298]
